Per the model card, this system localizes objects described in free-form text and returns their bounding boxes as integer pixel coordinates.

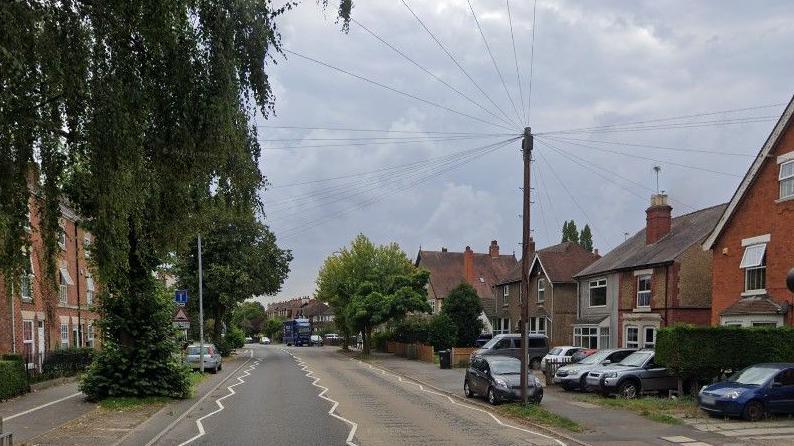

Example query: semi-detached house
[573,193,725,349]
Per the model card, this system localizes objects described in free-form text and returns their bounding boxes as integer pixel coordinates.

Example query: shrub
[390,315,430,344]
[225,326,246,350]
[441,283,482,347]
[656,325,794,382]
[428,313,457,351]
[371,330,391,352]
[42,348,95,378]
[2,353,24,363]
[0,360,27,400]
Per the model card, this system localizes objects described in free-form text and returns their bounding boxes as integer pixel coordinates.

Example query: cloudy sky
[253,0,794,305]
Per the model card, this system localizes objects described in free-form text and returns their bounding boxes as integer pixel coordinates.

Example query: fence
[543,357,572,383]
[0,416,13,446]
[386,342,434,363]
[450,347,477,368]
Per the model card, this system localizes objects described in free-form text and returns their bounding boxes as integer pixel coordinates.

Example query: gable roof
[416,249,517,319]
[496,242,600,285]
[703,96,794,249]
[575,203,727,278]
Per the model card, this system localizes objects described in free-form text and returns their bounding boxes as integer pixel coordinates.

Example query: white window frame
[537,278,545,303]
[529,317,547,335]
[780,159,794,200]
[59,270,68,304]
[625,326,639,349]
[588,278,607,307]
[740,243,767,293]
[58,226,67,250]
[643,326,656,348]
[60,323,69,349]
[86,274,95,305]
[636,275,652,308]
[502,285,509,307]
[87,323,95,348]
[22,320,34,368]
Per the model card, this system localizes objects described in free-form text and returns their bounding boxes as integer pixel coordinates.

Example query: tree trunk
[213,305,224,343]
[363,326,372,356]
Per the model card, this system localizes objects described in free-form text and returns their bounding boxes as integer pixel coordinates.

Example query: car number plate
[701,395,716,405]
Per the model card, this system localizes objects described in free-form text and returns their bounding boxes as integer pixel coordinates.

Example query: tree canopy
[561,220,594,252]
[441,283,483,347]
[232,301,268,338]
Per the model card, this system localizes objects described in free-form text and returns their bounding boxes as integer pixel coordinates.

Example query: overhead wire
[526,0,538,125]
[530,160,551,245]
[351,18,518,130]
[467,0,523,124]
[401,0,522,129]
[542,135,754,158]
[259,134,507,150]
[256,125,517,136]
[283,48,517,133]
[538,116,777,136]
[506,0,526,125]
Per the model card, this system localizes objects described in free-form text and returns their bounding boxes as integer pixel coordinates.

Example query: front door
[37,321,45,370]
[767,369,794,413]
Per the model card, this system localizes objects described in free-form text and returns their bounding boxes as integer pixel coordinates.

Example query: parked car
[184,343,223,373]
[570,348,598,364]
[541,346,581,371]
[310,334,324,346]
[324,333,341,345]
[553,348,635,391]
[470,334,550,369]
[586,349,676,398]
[260,336,271,345]
[475,333,493,347]
[698,363,794,420]
[245,336,253,343]
[464,355,543,405]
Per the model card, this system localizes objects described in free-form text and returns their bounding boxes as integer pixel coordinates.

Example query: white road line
[4,392,83,421]
[353,359,567,446]
[282,348,359,446]
[177,357,260,446]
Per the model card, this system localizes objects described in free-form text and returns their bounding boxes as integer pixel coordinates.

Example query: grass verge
[576,394,701,424]
[98,396,171,411]
[500,403,584,432]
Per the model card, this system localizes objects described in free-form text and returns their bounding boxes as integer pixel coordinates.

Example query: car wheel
[743,400,765,421]
[464,381,474,398]
[218,363,222,371]
[487,387,498,405]
[560,383,573,391]
[618,380,639,399]
[210,365,218,374]
[579,375,588,391]
[530,358,541,370]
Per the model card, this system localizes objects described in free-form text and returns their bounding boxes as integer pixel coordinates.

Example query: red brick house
[0,192,101,370]
[703,96,794,327]
[265,297,311,319]
[574,195,725,349]
[415,241,517,334]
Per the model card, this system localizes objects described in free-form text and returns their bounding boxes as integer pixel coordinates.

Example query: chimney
[441,247,447,252]
[646,193,672,245]
[464,245,474,285]
[593,248,600,257]
[527,237,536,257]
[489,240,500,258]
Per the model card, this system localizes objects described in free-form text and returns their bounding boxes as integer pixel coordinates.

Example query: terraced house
[0,176,101,371]
[573,194,725,349]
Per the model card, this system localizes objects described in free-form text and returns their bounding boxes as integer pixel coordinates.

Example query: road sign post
[175,289,188,306]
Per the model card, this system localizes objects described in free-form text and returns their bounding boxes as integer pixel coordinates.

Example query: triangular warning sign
[174,307,189,322]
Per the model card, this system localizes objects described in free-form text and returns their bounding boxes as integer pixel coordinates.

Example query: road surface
[151,344,566,446]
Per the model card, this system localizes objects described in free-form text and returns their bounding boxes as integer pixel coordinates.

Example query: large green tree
[0,0,353,399]
[441,283,483,347]
[232,301,268,338]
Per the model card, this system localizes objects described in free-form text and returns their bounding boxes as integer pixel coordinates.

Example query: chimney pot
[594,248,599,256]
[464,246,474,286]
[646,193,672,245]
[489,240,500,257]
[441,247,447,252]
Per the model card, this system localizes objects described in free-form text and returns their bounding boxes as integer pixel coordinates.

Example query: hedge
[42,348,95,379]
[0,360,28,400]
[656,325,794,381]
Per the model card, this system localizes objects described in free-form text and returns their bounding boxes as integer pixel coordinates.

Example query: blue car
[698,363,794,420]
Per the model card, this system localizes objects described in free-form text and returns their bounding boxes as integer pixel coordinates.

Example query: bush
[2,353,24,363]
[390,315,430,344]
[441,283,482,347]
[0,360,27,400]
[656,325,794,382]
[428,313,457,351]
[42,348,95,378]
[225,326,246,350]
[371,330,391,352]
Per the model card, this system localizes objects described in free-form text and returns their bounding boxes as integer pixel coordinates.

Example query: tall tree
[562,220,580,244]
[561,221,569,243]
[441,283,483,347]
[579,224,594,252]
[232,301,268,338]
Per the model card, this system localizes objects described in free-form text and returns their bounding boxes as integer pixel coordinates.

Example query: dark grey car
[586,350,677,398]
[464,356,543,405]
[552,348,636,391]
[470,334,550,369]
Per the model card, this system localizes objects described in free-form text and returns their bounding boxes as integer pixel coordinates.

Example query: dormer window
[780,159,794,200]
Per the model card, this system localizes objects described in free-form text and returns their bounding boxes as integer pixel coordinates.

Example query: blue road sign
[175,289,189,306]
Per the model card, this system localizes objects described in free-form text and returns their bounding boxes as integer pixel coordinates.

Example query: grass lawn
[500,403,584,432]
[576,394,702,424]
[98,396,171,411]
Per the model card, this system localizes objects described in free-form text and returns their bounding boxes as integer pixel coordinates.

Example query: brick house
[265,297,311,319]
[302,299,335,333]
[703,96,794,327]
[495,241,600,346]
[573,194,725,349]
[415,241,517,334]
[0,192,101,369]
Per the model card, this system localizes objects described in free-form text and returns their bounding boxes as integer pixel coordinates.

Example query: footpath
[365,352,753,446]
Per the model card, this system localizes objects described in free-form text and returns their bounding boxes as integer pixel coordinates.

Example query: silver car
[553,348,635,391]
[585,349,677,398]
[185,344,223,373]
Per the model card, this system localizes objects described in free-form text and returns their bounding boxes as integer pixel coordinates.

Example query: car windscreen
[548,347,562,355]
[728,366,780,385]
[618,351,652,367]
[578,350,610,364]
[187,347,209,355]
[489,360,521,375]
[298,326,311,334]
[481,336,504,349]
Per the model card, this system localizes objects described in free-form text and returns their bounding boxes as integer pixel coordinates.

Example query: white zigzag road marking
[282,348,359,446]
[352,359,567,446]
[177,357,261,446]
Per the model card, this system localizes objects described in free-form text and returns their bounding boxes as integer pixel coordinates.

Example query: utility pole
[198,234,205,374]
[520,127,533,405]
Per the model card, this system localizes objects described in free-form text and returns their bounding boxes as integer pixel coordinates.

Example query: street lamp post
[198,234,205,374]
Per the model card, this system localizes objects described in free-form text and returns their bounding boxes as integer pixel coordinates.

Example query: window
[625,326,639,349]
[86,323,95,348]
[502,285,509,306]
[537,278,545,303]
[600,327,610,348]
[589,278,607,307]
[740,243,767,292]
[636,275,651,308]
[60,323,69,349]
[86,274,95,305]
[529,317,546,335]
[58,227,66,250]
[774,369,794,387]
[574,326,599,349]
[780,160,794,200]
[494,318,511,335]
[22,320,34,368]
[643,327,656,348]
[752,322,778,327]
[59,271,68,304]
[83,234,92,258]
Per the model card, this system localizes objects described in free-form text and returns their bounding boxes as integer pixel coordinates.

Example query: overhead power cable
[543,135,754,157]
[539,116,777,136]
[506,0,527,125]
[283,49,517,133]
[259,134,498,151]
[351,18,518,130]
[467,0,523,124]
[256,125,517,136]
[258,133,512,142]
[526,0,538,125]
[401,0,522,129]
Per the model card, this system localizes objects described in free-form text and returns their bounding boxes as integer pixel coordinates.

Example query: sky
[253,0,794,306]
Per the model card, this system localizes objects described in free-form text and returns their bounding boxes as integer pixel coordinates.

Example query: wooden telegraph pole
[520,127,533,404]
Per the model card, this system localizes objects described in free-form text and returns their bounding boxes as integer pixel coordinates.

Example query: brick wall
[711,122,794,325]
